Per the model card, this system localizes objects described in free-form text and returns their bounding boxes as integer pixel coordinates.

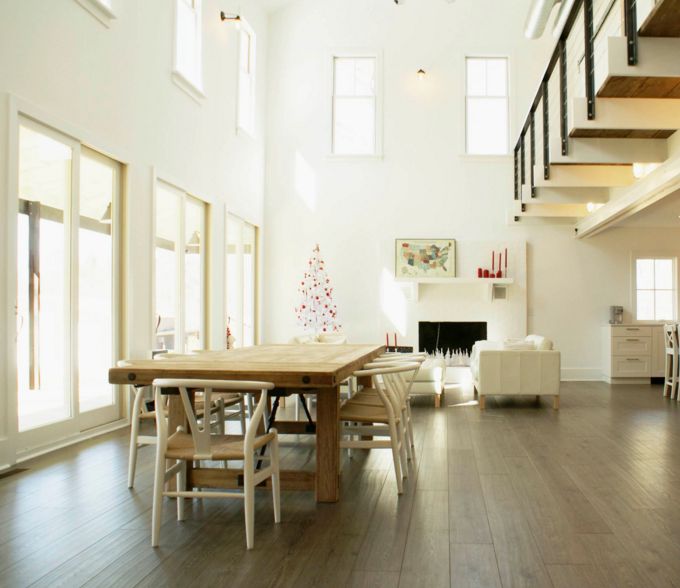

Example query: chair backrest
[152,379,274,459]
[367,356,426,397]
[664,323,677,351]
[353,362,421,415]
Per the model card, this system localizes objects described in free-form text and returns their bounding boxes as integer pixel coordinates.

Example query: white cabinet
[603,324,664,383]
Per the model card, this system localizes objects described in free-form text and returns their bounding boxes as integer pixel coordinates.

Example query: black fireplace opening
[418,321,487,356]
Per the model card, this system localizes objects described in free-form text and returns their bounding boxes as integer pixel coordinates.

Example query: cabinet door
[611,356,651,378]
[651,326,666,377]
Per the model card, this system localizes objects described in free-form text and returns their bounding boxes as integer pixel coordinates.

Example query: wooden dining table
[109,343,384,502]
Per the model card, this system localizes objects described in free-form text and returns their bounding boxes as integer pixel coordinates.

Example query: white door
[13,119,122,455]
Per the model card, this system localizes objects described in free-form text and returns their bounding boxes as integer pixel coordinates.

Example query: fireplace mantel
[395,277,513,301]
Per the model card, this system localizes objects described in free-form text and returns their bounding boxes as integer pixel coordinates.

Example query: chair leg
[177,461,186,521]
[216,398,225,435]
[247,393,255,420]
[553,395,560,410]
[398,429,408,478]
[389,422,404,494]
[128,386,146,489]
[244,475,255,550]
[434,394,441,408]
[479,395,486,410]
[271,436,281,524]
[151,442,166,547]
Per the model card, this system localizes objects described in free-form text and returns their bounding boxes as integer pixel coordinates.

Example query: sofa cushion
[525,334,553,350]
[317,333,347,344]
[503,341,535,351]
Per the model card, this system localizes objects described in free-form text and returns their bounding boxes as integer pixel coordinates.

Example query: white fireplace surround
[383,240,528,352]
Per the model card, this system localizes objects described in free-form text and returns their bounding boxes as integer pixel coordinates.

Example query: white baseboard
[15,419,129,465]
[560,368,603,381]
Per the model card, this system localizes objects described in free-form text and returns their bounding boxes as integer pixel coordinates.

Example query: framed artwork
[395,239,456,278]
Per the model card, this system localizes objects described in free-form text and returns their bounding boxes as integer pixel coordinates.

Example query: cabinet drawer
[611,326,652,337]
[612,336,652,356]
[611,356,651,378]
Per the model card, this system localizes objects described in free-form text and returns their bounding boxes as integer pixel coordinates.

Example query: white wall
[0,0,268,465]
[262,0,680,380]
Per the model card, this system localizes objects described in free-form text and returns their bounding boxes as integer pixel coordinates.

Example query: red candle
[394,332,398,347]
[492,251,495,272]
[505,248,508,270]
[386,333,389,347]
[477,267,483,278]
[498,251,502,270]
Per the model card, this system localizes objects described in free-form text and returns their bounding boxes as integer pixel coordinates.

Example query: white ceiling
[618,188,680,228]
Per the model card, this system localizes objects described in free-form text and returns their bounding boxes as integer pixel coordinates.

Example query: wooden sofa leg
[434,393,442,408]
[553,396,560,410]
[479,396,486,410]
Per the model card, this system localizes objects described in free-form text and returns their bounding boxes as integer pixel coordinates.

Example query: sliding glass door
[226,214,257,348]
[15,119,121,443]
[154,181,207,352]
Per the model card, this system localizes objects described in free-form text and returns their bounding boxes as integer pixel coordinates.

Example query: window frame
[464,55,510,157]
[632,255,678,323]
[74,0,116,27]
[328,49,384,159]
[172,0,205,102]
[225,213,259,348]
[152,178,209,352]
[236,20,257,137]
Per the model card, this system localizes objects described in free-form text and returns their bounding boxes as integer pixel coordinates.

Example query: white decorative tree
[295,244,341,335]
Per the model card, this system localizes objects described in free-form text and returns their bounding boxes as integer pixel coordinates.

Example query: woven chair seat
[339,401,397,424]
[165,431,275,461]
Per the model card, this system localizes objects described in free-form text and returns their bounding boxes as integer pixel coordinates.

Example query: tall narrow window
[226,215,257,348]
[237,23,256,135]
[154,182,207,351]
[332,56,378,155]
[465,57,508,155]
[174,0,203,95]
[635,258,676,321]
[16,121,121,432]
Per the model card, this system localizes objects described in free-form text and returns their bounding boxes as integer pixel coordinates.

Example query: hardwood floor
[1,381,680,587]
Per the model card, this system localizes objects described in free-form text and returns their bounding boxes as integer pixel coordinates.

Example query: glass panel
[242,223,256,347]
[155,183,180,350]
[655,290,673,321]
[636,290,654,321]
[333,97,376,155]
[17,125,71,430]
[334,58,356,96]
[184,197,204,351]
[226,216,242,347]
[636,258,654,289]
[78,153,114,412]
[655,258,673,290]
[466,97,508,155]
[466,58,486,96]
[176,0,199,84]
[486,59,507,97]
[353,58,375,96]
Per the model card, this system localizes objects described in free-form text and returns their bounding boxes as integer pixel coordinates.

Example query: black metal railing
[512,0,640,217]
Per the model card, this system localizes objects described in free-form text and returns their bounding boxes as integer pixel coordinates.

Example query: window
[465,57,508,155]
[16,120,121,432]
[154,181,207,351]
[635,258,676,321]
[237,23,256,135]
[332,55,379,155]
[173,0,203,96]
[226,215,257,348]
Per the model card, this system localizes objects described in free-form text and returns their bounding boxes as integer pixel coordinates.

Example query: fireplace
[418,321,487,364]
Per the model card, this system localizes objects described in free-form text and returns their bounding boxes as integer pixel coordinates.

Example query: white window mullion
[69,144,81,420]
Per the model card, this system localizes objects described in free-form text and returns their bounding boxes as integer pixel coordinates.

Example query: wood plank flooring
[1,381,680,587]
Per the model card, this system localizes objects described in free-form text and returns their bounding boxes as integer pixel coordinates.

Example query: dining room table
[108,343,385,502]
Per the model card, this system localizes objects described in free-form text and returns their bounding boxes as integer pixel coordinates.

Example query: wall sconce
[220,11,241,27]
[417,69,426,80]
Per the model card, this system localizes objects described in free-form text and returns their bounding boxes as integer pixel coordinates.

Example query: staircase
[513,0,680,234]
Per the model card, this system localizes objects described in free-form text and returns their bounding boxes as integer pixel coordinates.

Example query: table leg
[315,386,340,502]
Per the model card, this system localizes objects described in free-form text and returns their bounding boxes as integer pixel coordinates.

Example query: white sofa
[410,357,446,407]
[471,335,560,410]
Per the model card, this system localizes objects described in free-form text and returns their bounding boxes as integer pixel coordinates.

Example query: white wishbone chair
[663,323,679,399]
[339,362,420,494]
[151,379,281,550]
